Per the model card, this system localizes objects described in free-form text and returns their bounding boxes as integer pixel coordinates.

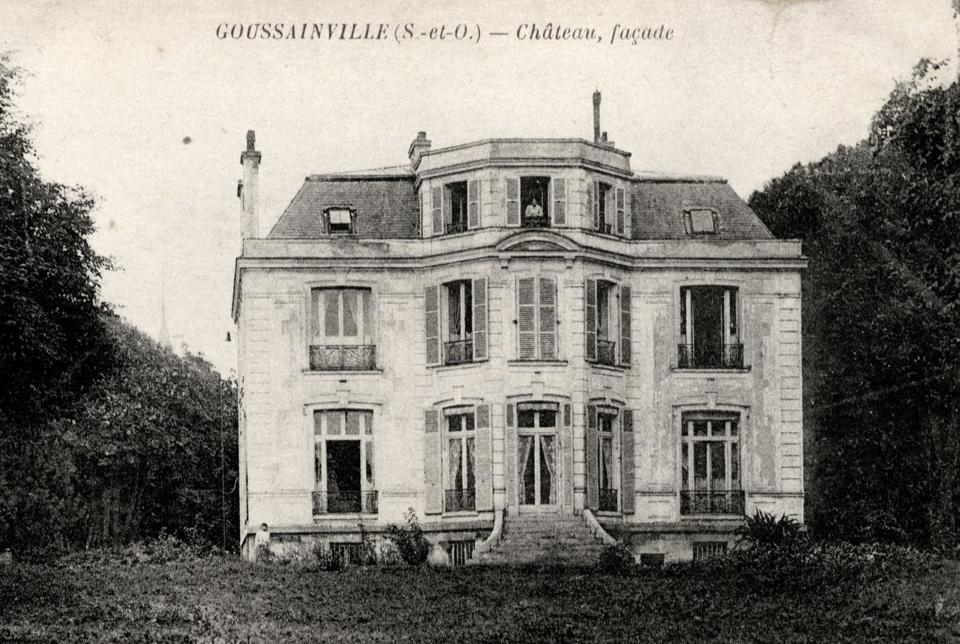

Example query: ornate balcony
[677,343,744,369]
[680,489,745,516]
[443,220,468,235]
[596,339,617,366]
[521,215,549,229]
[444,488,476,512]
[444,339,474,366]
[313,490,379,515]
[309,345,376,371]
[599,488,618,512]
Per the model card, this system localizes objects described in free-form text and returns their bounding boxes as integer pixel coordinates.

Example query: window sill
[596,510,621,518]
[587,362,628,373]
[442,511,479,518]
[303,369,383,376]
[679,514,746,521]
[433,360,485,373]
[312,514,379,521]
[507,359,568,367]
[671,367,751,376]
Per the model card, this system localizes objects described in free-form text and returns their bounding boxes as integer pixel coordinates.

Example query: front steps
[469,514,607,566]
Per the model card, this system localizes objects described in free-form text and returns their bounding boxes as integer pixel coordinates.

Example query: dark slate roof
[267,174,420,239]
[630,179,773,240]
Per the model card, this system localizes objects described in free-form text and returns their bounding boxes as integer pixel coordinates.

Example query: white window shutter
[472,277,488,361]
[423,409,442,514]
[619,284,631,366]
[431,186,443,236]
[616,187,626,236]
[552,178,566,226]
[517,277,537,360]
[538,276,557,360]
[593,180,600,230]
[424,285,440,366]
[475,404,492,511]
[585,279,597,361]
[585,405,599,510]
[621,409,635,513]
[506,178,520,226]
[467,179,480,229]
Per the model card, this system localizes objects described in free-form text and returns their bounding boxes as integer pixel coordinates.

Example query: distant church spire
[158,269,172,350]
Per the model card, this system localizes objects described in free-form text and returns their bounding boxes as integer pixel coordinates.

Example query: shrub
[599,543,636,573]
[737,510,805,548]
[312,543,345,571]
[386,507,430,566]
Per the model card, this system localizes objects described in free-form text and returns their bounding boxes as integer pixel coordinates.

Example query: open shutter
[552,178,566,226]
[467,179,480,229]
[585,405,599,510]
[506,177,520,226]
[562,403,574,508]
[621,409,635,513]
[592,180,601,230]
[431,186,443,236]
[585,279,597,361]
[619,284,631,366]
[475,404,493,511]
[505,402,516,508]
[517,277,537,360]
[616,187,625,236]
[624,189,632,238]
[472,277,488,361]
[424,285,440,366]
[538,276,557,360]
[424,409,442,514]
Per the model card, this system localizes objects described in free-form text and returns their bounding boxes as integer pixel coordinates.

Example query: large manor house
[232,93,806,564]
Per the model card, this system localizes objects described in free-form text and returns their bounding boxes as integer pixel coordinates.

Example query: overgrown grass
[1,545,959,642]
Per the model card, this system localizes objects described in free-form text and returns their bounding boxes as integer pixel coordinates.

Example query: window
[517,405,558,508]
[678,286,741,369]
[444,181,468,234]
[313,410,377,514]
[680,413,743,516]
[516,276,558,361]
[425,278,487,367]
[520,176,550,228]
[597,412,618,512]
[445,410,476,512]
[443,280,473,365]
[445,540,475,567]
[310,288,376,370]
[687,208,717,234]
[589,181,626,235]
[326,208,354,234]
[585,279,631,367]
[693,542,728,561]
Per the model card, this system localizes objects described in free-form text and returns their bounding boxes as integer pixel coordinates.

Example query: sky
[1,0,957,375]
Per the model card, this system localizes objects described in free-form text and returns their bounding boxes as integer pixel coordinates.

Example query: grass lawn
[1,552,959,642]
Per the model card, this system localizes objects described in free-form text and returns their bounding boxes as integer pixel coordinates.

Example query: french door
[517,407,559,512]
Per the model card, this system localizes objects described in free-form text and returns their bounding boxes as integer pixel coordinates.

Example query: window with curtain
[597,412,617,511]
[313,409,376,514]
[445,411,476,512]
[309,288,376,371]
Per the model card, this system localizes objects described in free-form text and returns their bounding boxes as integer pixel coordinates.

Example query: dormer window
[520,177,550,228]
[687,208,717,235]
[326,208,355,235]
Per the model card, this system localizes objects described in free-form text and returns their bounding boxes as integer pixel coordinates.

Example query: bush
[737,510,805,548]
[386,508,430,566]
[599,543,636,573]
[312,543,345,571]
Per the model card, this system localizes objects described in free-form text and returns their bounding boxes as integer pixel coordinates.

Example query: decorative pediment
[495,230,581,254]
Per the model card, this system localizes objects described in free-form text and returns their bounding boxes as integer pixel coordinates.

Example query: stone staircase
[469,514,607,566]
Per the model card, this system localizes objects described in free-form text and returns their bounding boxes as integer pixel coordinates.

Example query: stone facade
[232,119,805,563]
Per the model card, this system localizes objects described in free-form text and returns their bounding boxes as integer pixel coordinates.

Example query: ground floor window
[445,410,476,512]
[517,404,558,507]
[680,412,743,515]
[597,412,618,511]
[313,410,377,514]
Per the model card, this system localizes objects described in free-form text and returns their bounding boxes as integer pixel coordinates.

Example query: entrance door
[517,407,559,512]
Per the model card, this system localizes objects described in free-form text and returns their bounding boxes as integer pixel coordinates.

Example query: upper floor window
[313,409,377,515]
[680,412,743,516]
[325,208,355,235]
[686,208,718,234]
[425,278,487,366]
[505,176,567,228]
[520,176,550,228]
[516,276,558,361]
[309,288,376,371]
[585,279,631,367]
[588,181,626,236]
[431,179,480,236]
[678,286,741,369]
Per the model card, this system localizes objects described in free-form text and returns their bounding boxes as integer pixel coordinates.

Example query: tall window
[325,208,354,235]
[520,176,550,227]
[445,411,476,512]
[586,279,631,367]
[680,412,743,515]
[444,181,468,234]
[597,413,618,511]
[679,286,741,369]
[517,276,558,361]
[443,280,473,365]
[310,288,375,370]
[313,410,376,514]
[517,405,558,508]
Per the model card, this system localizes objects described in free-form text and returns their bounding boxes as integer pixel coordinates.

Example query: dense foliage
[749,60,960,549]
[0,58,238,557]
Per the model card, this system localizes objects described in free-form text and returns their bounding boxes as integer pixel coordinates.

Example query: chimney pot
[240,131,261,239]
[246,129,256,151]
[592,91,602,142]
[408,131,432,169]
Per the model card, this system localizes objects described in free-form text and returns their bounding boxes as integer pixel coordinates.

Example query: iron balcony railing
[680,489,745,516]
[521,215,549,229]
[677,343,744,369]
[312,490,379,515]
[599,488,618,512]
[444,339,474,366]
[443,220,468,235]
[309,345,376,371]
[444,488,476,512]
[596,339,617,366]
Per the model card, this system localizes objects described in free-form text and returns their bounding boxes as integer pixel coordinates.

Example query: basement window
[326,208,355,235]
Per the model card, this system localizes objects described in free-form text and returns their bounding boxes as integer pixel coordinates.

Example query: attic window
[687,208,717,234]
[326,208,354,235]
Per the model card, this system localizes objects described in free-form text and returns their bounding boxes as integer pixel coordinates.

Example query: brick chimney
[592,91,601,143]
[239,130,261,239]
[408,131,431,168]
